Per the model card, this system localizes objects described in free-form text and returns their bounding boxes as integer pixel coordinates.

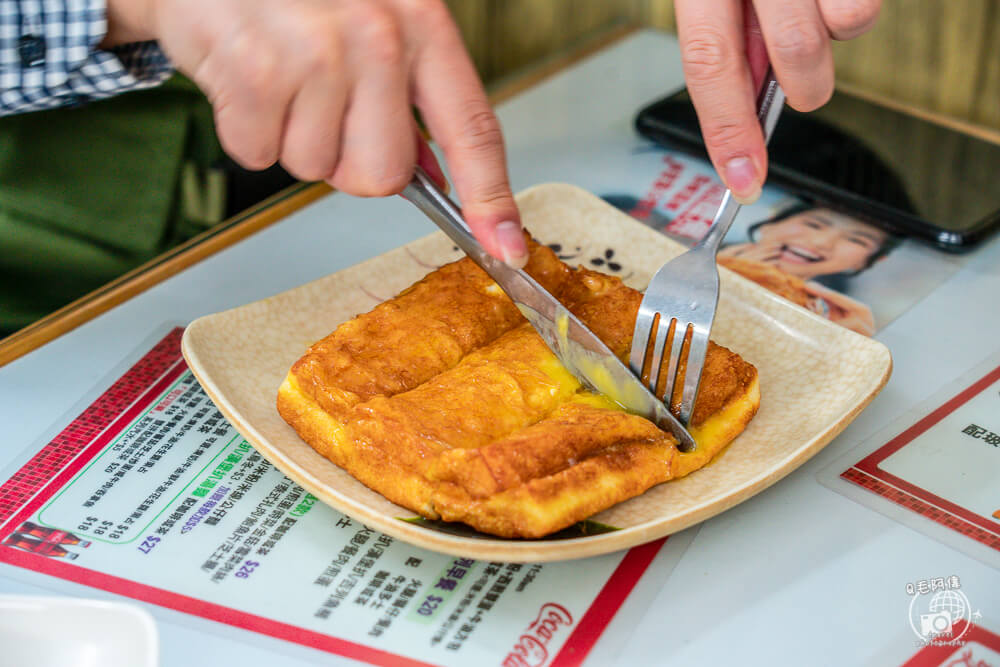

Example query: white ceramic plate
[182,184,891,562]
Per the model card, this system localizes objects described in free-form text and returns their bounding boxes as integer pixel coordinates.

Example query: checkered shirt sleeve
[0,0,173,115]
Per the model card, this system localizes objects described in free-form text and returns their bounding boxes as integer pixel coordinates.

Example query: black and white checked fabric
[0,0,172,115]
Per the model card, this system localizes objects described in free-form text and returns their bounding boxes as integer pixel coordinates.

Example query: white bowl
[0,595,158,667]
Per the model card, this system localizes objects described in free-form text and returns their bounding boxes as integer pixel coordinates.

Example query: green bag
[0,75,224,334]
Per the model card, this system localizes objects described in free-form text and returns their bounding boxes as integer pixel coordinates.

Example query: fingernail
[724,156,761,205]
[495,221,528,270]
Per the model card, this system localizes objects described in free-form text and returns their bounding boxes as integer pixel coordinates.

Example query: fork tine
[677,328,710,425]
[647,316,673,394]
[629,310,656,380]
[662,319,688,410]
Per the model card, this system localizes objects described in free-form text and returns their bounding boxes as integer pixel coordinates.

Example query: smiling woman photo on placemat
[719,205,901,335]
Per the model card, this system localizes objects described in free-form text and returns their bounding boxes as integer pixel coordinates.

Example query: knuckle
[770,18,827,65]
[281,151,336,182]
[240,146,278,171]
[372,169,414,196]
[822,0,881,38]
[456,106,504,156]
[355,5,405,66]
[467,183,514,210]
[217,119,277,170]
[224,137,277,171]
[334,154,413,197]
[680,27,733,84]
[300,24,343,72]
[239,48,279,100]
[334,169,412,197]
[701,118,756,153]
[286,164,332,183]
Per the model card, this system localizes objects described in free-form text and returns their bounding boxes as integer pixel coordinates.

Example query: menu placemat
[820,350,1000,569]
[0,328,666,666]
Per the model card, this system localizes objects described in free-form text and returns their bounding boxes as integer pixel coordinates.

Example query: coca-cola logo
[503,602,573,667]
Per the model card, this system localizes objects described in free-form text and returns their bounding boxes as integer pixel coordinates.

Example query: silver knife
[401,167,697,452]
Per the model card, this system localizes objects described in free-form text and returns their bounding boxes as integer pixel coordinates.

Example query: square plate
[182,184,891,562]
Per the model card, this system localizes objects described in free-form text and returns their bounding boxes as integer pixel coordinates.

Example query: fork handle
[756,68,785,146]
[695,68,786,253]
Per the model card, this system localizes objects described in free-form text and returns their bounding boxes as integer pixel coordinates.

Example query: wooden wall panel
[447,0,642,82]
[443,0,491,78]
[641,0,677,32]
[834,0,1000,131]
[446,0,999,131]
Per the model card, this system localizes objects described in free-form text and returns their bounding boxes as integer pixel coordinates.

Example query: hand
[103,0,529,267]
[674,0,880,203]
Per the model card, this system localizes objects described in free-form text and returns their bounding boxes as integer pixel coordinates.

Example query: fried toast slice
[278,239,759,537]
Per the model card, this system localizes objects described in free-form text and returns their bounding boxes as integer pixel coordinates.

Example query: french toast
[278,238,759,537]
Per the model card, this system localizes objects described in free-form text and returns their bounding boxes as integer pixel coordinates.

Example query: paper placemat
[0,328,669,667]
[819,349,1000,569]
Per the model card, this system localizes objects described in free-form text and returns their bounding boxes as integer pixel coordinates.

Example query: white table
[1,29,997,666]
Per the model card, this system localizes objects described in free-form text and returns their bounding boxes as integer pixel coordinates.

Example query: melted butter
[569,392,620,411]
[537,330,623,413]
[536,346,622,413]
[674,376,760,476]
[553,311,646,415]
[537,354,582,392]
[546,312,760,465]
[572,353,651,413]
[557,310,570,339]
[548,314,761,465]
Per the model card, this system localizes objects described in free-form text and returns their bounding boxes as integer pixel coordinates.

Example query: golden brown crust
[432,438,677,538]
[277,235,760,538]
[290,240,571,417]
[430,401,670,498]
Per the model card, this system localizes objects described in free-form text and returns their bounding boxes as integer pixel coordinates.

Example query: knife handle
[402,167,548,312]
[401,167,495,268]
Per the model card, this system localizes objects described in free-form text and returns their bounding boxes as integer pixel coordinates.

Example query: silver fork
[629,70,785,426]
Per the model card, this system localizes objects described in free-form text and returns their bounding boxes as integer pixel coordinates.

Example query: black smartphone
[635,88,1000,251]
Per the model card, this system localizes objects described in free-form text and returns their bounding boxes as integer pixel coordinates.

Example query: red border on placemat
[840,363,1000,552]
[0,329,667,667]
[549,537,665,667]
[0,360,188,537]
[0,328,185,526]
[899,621,1000,666]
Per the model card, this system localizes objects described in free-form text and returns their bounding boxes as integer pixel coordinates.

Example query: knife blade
[401,167,696,452]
